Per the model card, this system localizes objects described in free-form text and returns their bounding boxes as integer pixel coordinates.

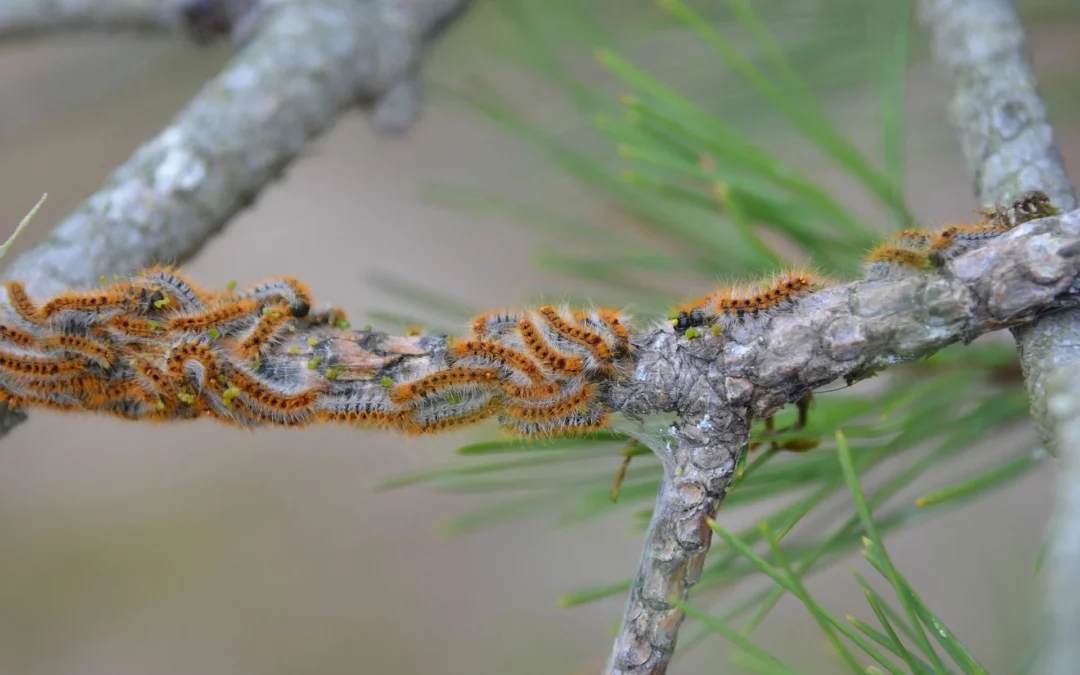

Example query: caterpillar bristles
[517,317,585,377]
[863,244,934,281]
[671,268,832,335]
[389,367,501,406]
[471,309,523,339]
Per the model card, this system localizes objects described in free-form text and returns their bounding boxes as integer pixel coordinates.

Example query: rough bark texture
[0,0,179,37]
[0,0,471,438]
[918,0,1077,450]
[603,209,1080,674]
[1045,364,1080,675]
[917,3,1077,673]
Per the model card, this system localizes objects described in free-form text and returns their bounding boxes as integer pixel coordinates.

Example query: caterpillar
[166,299,260,333]
[237,304,292,360]
[239,276,312,318]
[471,309,523,339]
[863,243,933,282]
[671,269,831,334]
[402,395,502,436]
[516,317,585,377]
[38,284,137,318]
[538,306,613,361]
[3,282,43,326]
[503,382,596,422]
[137,266,210,312]
[450,339,548,383]
[39,334,115,368]
[3,190,1059,441]
[389,367,501,405]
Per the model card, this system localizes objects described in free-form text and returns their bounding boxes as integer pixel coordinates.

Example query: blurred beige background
[0,4,1076,674]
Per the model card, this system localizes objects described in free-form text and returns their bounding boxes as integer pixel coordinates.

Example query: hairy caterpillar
[239,276,312,318]
[450,339,548,383]
[0,189,1059,442]
[389,367,501,405]
[671,269,831,334]
[516,317,585,377]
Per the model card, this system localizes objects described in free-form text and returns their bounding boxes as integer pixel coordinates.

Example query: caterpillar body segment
[863,244,934,282]
[0,350,83,379]
[450,339,547,383]
[501,403,611,439]
[402,394,502,436]
[3,281,43,327]
[389,367,501,406]
[104,315,165,340]
[238,304,292,360]
[503,382,596,422]
[137,266,210,312]
[39,334,114,368]
[0,269,644,437]
[316,394,403,429]
[0,325,36,349]
[497,378,564,402]
[516,317,585,377]
[538,306,613,361]
[166,299,260,334]
[238,276,312,318]
[471,309,525,339]
[671,269,833,335]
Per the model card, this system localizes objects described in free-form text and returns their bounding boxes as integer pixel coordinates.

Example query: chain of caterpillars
[0,190,1058,452]
[652,189,1062,479]
[0,267,632,439]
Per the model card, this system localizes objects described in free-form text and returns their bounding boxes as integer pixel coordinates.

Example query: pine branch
[605,208,1080,674]
[0,0,178,38]
[0,0,255,41]
[4,209,1079,671]
[0,0,472,438]
[916,1,1078,672]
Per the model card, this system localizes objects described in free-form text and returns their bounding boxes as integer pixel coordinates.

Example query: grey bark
[602,208,1080,674]
[917,2,1077,674]
[918,0,1077,451]
[0,0,180,37]
[1045,366,1080,675]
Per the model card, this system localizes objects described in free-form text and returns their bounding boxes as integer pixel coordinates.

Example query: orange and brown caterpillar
[0,270,641,440]
[239,276,312,318]
[166,299,260,333]
[3,281,43,326]
[0,350,83,379]
[517,317,585,376]
[389,367,500,405]
[39,334,114,368]
[538,306,613,361]
[672,269,831,334]
[316,395,404,429]
[450,339,548,383]
[237,304,292,360]
[137,266,211,312]
[402,396,503,436]
[38,284,137,318]
[105,315,165,339]
[0,325,36,349]
[471,309,524,338]
[503,382,596,422]
[863,243,934,282]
